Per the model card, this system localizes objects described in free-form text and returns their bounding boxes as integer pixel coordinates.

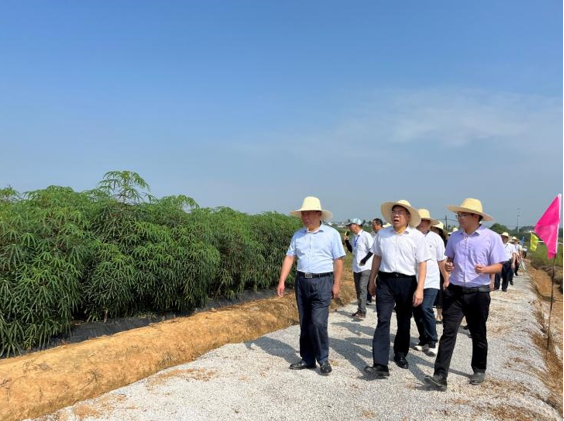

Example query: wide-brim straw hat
[383,223,392,228]
[501,232,510,238]
[432,221,448,237]
[290,196,333,220]
[381,199,421,228]
[418,208,439,225]
[446,198,493,222]
[512,236,519,242]
[449,227,459,235]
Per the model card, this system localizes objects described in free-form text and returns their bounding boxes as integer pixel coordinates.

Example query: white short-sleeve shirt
[352,229,374,273]
[371,226,431,276]
[422,231,446,289]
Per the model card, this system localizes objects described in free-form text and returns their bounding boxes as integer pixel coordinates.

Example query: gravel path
[36,272,560,421]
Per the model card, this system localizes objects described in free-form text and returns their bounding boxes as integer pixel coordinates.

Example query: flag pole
[545,255,557,354]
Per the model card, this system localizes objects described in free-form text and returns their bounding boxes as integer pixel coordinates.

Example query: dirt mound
[0,275,356,421]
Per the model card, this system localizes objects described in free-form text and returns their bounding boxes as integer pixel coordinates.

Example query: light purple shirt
[445,225,506,287]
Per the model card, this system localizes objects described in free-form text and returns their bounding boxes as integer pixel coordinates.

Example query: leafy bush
[0,172,300,357]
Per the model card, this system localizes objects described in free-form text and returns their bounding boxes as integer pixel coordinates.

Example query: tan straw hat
[446,198,493,222]
[432,221,448,237]
[418,209,439,225]
[383,223,392,228]
[290,196,333,220]
[381,199,421,228]
[500,232,510,238]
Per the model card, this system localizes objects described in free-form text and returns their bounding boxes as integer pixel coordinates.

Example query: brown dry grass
[527,264,563,416]
[0,272,357,421]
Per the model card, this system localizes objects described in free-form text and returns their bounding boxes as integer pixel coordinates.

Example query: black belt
[449,284,491,294]
[298,271,333,279]
[378,271,415,280]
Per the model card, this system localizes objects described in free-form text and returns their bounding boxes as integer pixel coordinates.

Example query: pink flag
[534,194,562,259]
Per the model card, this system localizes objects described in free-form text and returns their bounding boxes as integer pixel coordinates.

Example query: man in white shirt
[493,232,516,292]
[413,209,449,357]
[512,237,522,277]
[343,218,374,319]
[364,200,431,377]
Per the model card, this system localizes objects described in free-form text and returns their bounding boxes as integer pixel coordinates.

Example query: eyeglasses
[456,213,473,219]
[391,210,408,216]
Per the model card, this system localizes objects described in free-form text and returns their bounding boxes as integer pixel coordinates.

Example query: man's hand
[332,284,340,299]
[368,281,376,296]
[475,264,487,274]
[443,280,450,290]
[360,258,367,266]
[413,289,424,307]
[445,261,454,273]
[276,282,285,297]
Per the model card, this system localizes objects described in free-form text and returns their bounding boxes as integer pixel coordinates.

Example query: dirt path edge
[0,279,356,421]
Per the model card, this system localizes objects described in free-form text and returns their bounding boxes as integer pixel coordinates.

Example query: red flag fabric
[534,194,561,259]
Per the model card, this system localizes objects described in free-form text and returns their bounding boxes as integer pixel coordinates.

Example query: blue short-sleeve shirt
[287,224,346,273]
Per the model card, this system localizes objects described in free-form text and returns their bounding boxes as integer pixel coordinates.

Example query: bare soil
[526,263,563,416]
[0,273,357,421]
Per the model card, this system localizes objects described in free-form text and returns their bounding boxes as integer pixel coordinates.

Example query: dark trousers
[514,261,520,276]
[434,284,491,378]
[295,273,333,365]
[494,261,512,291]
[413,288,439,345]
[372,273,417,366]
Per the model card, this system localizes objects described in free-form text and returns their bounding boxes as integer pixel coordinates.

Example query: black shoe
[352,311,366,319]
[394,354,409,369]
[469,371,486,385]
[319,361,332,375]
[364,364,389,377]
[424,374,447,391]
[289,360,316,370]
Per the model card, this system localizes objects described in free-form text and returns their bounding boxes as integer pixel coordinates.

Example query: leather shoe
[319,361,332,375]
[469,371,486,385]
[289,360,316,370]
[424,374,447,391]
[394,354,409,369]
[364,364,389,377]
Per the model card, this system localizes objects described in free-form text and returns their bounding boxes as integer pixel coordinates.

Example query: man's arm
[438,260,450,289]
[360,251,373,265]
[413,261,426,306]
[277,255,295,297]
[332,257,344,299]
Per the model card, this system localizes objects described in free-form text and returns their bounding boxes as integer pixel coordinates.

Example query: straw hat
[290,196,333,220]
[446,198,493,221]
[381,199,421,228]
[449,227,459,235]
[432,221,448,237]
[383,223,392,228]
[500,232,510,238]
[418,209,439,225]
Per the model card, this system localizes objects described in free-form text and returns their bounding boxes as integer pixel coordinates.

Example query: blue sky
[1,1,562,227]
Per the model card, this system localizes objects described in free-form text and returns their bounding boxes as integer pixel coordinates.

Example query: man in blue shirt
[277,196,345,375]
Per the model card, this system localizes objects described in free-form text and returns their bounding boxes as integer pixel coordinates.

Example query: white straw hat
[501,232,510,238]
[418,209,439,225]
[446,198,493,221]
[290,196,333,220]
[381,199,421,228]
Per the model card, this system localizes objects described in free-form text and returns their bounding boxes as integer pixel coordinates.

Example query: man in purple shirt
[425,198,505,391]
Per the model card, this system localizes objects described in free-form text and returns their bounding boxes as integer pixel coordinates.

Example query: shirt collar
[462,224,486,237]
[302,224,326,234]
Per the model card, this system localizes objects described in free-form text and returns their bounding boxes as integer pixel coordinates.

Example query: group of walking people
[277,196,507,390]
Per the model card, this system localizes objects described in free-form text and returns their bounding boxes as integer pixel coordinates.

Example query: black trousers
[494,260,512,291]
[372,273,417,366]
[434,284,491,378]
[295,273,333,365]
